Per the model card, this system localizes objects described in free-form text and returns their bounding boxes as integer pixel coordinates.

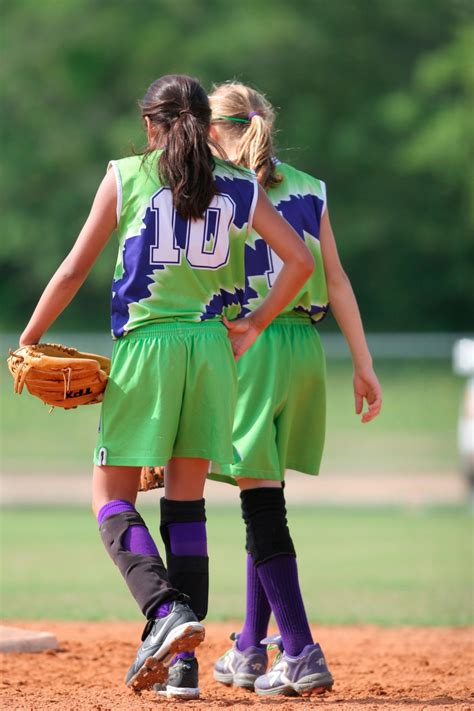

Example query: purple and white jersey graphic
[242,161,329,323]
[108,153,257,337]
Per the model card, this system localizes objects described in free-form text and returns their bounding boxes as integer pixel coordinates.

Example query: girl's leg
[233,478,279,651]
[92,464,180,619]
[163,457,208,501]
[238,478,313,657]
[92,464,140,514]
[160,457,209,622]
[236,553,272,651]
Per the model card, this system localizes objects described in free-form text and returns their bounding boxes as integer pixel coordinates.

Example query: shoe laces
[260,634,284,668]
[271,650,283,668]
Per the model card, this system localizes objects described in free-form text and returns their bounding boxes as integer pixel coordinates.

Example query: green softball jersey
[241,161,329,322]
[109,151,258,338]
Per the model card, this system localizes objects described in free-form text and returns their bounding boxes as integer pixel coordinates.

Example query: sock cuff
[160,497,206,525]
[97,499,136,526]
[240,487,285,510]
[240,487,295,564]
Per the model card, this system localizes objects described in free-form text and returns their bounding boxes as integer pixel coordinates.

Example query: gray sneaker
[125,601,205,692]
[154,656,200,699]
[214,632,268,689]
[254,635,334,697]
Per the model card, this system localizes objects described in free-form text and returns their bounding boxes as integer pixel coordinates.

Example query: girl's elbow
[57,270,82,286]
[58,260,87,283]
[299,251,315,278]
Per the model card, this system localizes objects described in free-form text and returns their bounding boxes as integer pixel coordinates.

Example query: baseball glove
[7,342,111,409]
[139,466,165,491]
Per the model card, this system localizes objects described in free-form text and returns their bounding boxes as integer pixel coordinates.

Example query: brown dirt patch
[0,621,472,710]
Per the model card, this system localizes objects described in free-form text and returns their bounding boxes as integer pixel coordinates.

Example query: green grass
[324,358,462,473]
[1,506,472,625]
[1,359,463,474]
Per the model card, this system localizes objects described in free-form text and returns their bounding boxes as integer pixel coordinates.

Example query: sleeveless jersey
[242,161,329,323]
[109,152,258,338]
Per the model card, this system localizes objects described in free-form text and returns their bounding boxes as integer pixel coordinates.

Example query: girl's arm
[224,185,314,358]
[19,169,117,346]
[319,207,382,423]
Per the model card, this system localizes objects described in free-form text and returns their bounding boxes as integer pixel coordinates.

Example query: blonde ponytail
[209,82,283,190]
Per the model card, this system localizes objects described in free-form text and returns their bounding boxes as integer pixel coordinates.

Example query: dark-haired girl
[19,74,314,696]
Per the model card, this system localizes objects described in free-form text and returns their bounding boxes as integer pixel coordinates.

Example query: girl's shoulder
[275,161,325,194]
[109,152,165,193]
[269,160,326,207]
[111,151,162,173]
[213,156,255,183]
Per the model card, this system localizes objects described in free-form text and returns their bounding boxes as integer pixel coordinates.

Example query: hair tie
[179,108,192,116]
[248,111,259,120]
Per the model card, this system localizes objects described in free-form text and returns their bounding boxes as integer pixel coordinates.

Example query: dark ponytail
[140,75,215,220]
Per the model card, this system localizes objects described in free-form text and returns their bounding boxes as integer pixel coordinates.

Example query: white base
[0,625,59,653]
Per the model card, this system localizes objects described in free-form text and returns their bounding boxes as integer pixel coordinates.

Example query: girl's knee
[237,477,282,491]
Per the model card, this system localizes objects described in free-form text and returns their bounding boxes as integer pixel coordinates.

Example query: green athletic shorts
[93,321,237,467]
[209,313,326,484]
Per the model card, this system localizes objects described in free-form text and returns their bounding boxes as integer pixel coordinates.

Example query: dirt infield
[1,621,472,710]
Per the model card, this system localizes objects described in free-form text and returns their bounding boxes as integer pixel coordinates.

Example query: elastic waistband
[120,319,225,339]
[272,312,314,326]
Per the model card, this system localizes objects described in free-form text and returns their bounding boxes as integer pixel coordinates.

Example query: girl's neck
[214,137,238,163]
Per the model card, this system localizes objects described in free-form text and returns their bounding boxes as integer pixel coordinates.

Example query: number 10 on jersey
[150,188,235,270]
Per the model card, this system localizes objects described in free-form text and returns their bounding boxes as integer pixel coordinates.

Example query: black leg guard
[240,487,296,566]
[99,510,180,619]
[160,498,209,621]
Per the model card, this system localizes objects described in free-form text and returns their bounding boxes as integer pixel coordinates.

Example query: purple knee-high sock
[237,554,271,651]
[256,555,313,656]
[97,500,170,618]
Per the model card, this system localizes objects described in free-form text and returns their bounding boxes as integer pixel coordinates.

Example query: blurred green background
[1,0,473,626]
[2,506,472,625]
[1,0,473,332]
[0,357,463,475]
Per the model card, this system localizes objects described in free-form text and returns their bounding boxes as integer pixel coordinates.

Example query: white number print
[265,245,284,288]
[149,188,235,270]
[150,188,180,264]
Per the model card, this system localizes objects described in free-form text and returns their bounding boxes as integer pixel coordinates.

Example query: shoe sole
[157,684,200,699]
[255,672,334,697]
[213,670,258,689]
[127,622,205,692]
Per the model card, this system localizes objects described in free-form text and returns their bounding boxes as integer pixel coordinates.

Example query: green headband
[215,115,250,124]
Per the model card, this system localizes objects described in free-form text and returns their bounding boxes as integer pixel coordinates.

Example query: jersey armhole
[247,176,259,235]
[107,161,122,227]
[320,180,327,216]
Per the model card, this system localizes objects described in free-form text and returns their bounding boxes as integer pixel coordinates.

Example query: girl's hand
[223,316,262,360]
[353,365,382,423]
[19,331,41,347]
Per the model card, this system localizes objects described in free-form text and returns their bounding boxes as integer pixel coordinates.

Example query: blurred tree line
[1,0,473,333]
